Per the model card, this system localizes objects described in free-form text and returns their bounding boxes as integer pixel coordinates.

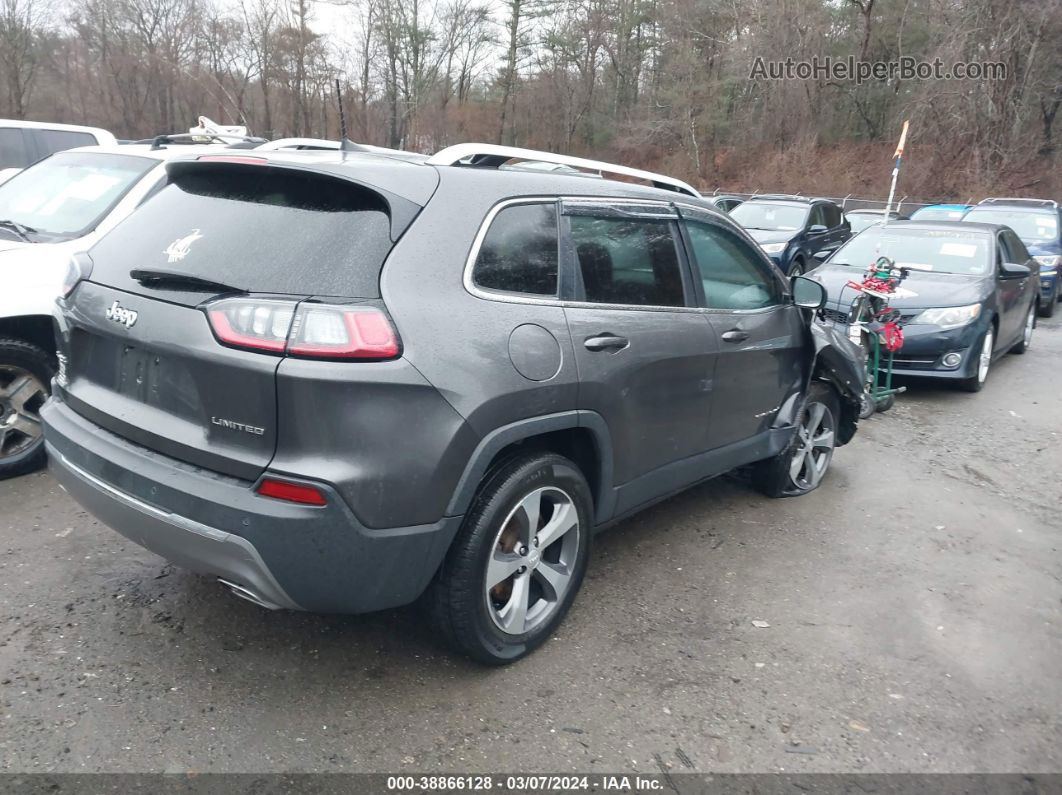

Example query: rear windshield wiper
[0,219,38,242]
[129,268,243,294]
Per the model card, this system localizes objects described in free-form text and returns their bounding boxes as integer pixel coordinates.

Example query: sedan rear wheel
[1011,303,1034,354]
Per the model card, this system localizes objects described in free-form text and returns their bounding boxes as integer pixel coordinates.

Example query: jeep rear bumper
[42,397,463,614]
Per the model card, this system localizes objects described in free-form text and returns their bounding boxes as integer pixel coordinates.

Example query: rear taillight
[287,304,400,359]
[61,252,93,298]
[207,299,295,353]
[256,477,327,506]
[205,298,400,360]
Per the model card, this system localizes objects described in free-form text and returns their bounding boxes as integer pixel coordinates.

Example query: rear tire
[752,382,840,498]
[0,339,54,480]
[1011,303,1035,354]
[790,257,806,277]
[427,452,592,665]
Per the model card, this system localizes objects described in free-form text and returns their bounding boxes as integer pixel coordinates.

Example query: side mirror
[808,224,828,234]
[791,275,827,309]
[812,250,831,261]
[999,261,1031,279]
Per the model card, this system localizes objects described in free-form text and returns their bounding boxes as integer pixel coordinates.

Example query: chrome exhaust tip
[218,578,285,611]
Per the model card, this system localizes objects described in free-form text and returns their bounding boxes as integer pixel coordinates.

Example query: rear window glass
[90,165,394,298]
[0,128,32,168]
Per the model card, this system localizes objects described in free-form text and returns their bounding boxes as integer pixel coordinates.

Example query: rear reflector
[205,297,400,361]
[197,155,268,164]
[256,478,327,506]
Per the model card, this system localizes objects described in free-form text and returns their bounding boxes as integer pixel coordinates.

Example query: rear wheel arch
[446,412,614,525]
[0,315,57,365]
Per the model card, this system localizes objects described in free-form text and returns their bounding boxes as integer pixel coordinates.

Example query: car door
[678,206,807,450]
[561,200,719,493]
[994,231,1026,346]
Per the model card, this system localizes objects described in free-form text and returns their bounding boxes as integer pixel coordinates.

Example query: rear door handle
[584,334,629,352]
[721,330,750,343]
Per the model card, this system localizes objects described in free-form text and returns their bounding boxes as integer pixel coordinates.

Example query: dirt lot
[1,316,1059,775]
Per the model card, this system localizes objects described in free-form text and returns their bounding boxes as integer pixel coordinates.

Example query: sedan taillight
[205,298,400,361]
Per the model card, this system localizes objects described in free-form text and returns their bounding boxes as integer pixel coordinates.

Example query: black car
[40,144,865,664]
[808,221,1040,392]
[961,199,1061,318]
[844,209,906,234]
[730,195,850,275]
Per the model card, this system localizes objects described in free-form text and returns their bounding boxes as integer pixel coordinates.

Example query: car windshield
[830,226,991,276]
[910,207,967,221]
[730,202,808,231]
[847,213,886,234]
[0,151,155,242]
[962,208,1058,244]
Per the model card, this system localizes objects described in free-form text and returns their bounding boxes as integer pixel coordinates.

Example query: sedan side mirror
[999,261,1031,279]
[808,224,828,234]
[791,275,827,309]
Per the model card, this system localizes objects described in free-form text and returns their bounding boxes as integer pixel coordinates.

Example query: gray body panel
[42,150,862,614]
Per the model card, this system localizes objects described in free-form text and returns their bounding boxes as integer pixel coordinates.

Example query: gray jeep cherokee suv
[41,144,864,663]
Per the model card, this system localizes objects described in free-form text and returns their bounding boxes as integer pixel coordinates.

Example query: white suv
[0,120,116,182]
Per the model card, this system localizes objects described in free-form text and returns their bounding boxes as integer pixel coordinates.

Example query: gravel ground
[0,315,1059,775]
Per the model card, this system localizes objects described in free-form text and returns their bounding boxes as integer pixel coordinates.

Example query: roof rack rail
[131,132,268,150]
[425,143,700,198]
[752,193,810,202]
[255,137,420,157]
[978,197,1058,209]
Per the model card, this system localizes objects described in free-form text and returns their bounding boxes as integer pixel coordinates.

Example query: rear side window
[0,128,32,169]
[570,214,686,307]
[37,130,97,155]
[90,165,394,298]
[823,204,842,227]
[472,203,558,296]
[686,221,781,310]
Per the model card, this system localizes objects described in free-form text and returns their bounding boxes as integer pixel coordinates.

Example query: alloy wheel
[485,486,581,636]
[788,399,836,491]
[0,366,46,460]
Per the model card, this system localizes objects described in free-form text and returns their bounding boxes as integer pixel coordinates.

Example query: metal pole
[882,120,909,230]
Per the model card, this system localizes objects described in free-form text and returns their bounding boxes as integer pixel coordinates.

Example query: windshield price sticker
[940,242,977,257]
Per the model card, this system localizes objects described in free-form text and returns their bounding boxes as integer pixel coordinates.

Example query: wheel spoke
[806,402,826,435]
[536,500,577,550]
[5,375,42,411]
[534,561,569,602]
[789,448,806,481]
[812,428,834,449]
[515,490,543,546]
[486,549,523,589]
[498,571,530,633]
[804,450,820,485]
